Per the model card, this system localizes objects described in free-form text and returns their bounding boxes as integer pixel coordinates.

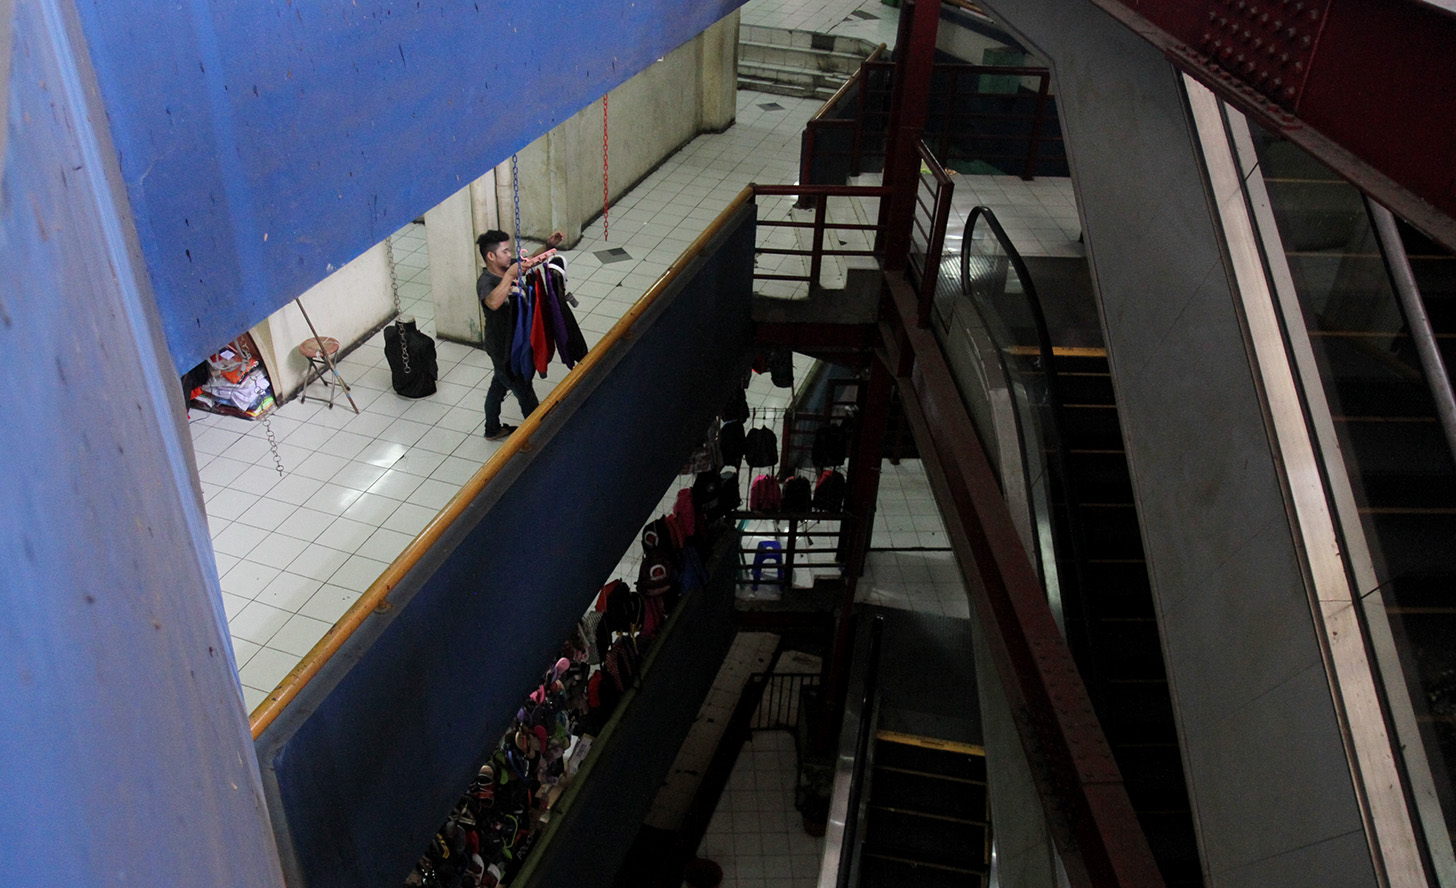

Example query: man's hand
[547,230,565,248]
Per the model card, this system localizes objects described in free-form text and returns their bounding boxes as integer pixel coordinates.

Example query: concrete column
[698,10,739,133]
[426,182,485,345]
[3,2,285,883]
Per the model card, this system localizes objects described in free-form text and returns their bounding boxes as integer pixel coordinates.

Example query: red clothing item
[531,276,551,377]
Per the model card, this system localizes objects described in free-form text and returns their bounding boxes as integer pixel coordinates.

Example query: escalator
[950,211,1203,886]
[1044,348,1202,888]
[859,732,990,888]
[1250,124,1456,845]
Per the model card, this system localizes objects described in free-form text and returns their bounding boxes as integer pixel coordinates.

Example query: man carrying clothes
[476,228,563,440]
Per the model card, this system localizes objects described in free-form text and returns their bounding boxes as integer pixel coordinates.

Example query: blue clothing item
[511,280,535,378]
[483,358,538,436]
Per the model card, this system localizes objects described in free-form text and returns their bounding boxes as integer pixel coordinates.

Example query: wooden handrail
[809,43,887,123]
[248,187,756,738]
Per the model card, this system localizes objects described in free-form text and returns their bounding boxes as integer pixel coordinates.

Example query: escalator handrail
[1367,199,1456,468]
[958,206,1097,671]
[834,615,885,888]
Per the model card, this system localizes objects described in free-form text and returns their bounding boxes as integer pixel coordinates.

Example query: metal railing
[908,141,955,318]
[753,183,891,293]
[800,58,1062,187]
[747,671,822,732]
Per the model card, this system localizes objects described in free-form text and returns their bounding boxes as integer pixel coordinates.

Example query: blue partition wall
[255,207,757,888]
[71,0,747,371]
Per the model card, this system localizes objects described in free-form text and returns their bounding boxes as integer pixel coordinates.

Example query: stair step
[739,39,866,74]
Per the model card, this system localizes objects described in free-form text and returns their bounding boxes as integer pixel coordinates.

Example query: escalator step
[859,851,985,888]
[1064,450,1136,501]
[868,770,987,822]
[873,733,986,782]
[864,807,985,868]
[1360,512,1456,582]
[1060,403,1125,450]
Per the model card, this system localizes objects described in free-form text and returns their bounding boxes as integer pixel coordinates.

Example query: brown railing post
[851,60,869,175]
[1024,72,1050,180]
[798,125,818,209]
[916,142,954,327]
[879,0,942,271]
[810,192,828,289]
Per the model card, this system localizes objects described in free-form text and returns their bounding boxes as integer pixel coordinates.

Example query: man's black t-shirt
[477,270,512,368]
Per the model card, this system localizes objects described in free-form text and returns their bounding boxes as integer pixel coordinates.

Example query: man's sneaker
[484,424,517,441]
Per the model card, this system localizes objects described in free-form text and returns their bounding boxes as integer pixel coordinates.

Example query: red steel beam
[1086,0,1456,249]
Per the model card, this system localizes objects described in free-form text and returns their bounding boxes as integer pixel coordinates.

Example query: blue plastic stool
[752,540,784,591]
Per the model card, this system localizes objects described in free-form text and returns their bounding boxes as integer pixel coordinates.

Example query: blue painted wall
[1,2,284,884]
[71,0,746,373]
[254,208,756,887]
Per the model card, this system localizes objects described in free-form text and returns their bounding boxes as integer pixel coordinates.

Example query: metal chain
[385,235,411,375]
[511,152,523,267]
[232,334,285,477]
[602,95,610,241]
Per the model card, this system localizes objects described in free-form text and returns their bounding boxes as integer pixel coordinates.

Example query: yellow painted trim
[876,730,985,756]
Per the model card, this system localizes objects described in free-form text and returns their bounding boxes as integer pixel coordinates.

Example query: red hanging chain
[602,94,610,241]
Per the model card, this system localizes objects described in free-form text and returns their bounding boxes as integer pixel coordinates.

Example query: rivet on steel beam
[1285,85,1296,97]
[1302,33,1312,46]
[1293,60,1304,72]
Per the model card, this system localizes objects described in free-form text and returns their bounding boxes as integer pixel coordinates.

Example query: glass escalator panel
[1250,122,1456,850]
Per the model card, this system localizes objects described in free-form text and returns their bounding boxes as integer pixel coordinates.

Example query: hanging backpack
[781,474,812,513]
[813,468,847,512]
[693,469,724,522]
[719,467,741,513]
[723,387,750,424]
[812,422,848,467]
[750,474,782,512]
[719,421,746,467]
[744,426,778,468]
[642,517,673,555]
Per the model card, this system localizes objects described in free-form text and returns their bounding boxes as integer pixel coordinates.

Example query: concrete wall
[2,1,284,884]
[71,0,748,372]
[509,12,739,245]
[980,0,1384,884]
[252,242,394,400]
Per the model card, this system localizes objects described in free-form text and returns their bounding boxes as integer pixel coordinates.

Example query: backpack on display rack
[719,420,746,467]
[719,467,741,513]
[723,386,750,424]
[812,422,848,468]
[781,474,812,513]
[750,474,782,512]
[813,468,847,512]
[744,426,778,468]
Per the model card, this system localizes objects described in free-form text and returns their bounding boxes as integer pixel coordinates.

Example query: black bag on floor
[383,318,438,398]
